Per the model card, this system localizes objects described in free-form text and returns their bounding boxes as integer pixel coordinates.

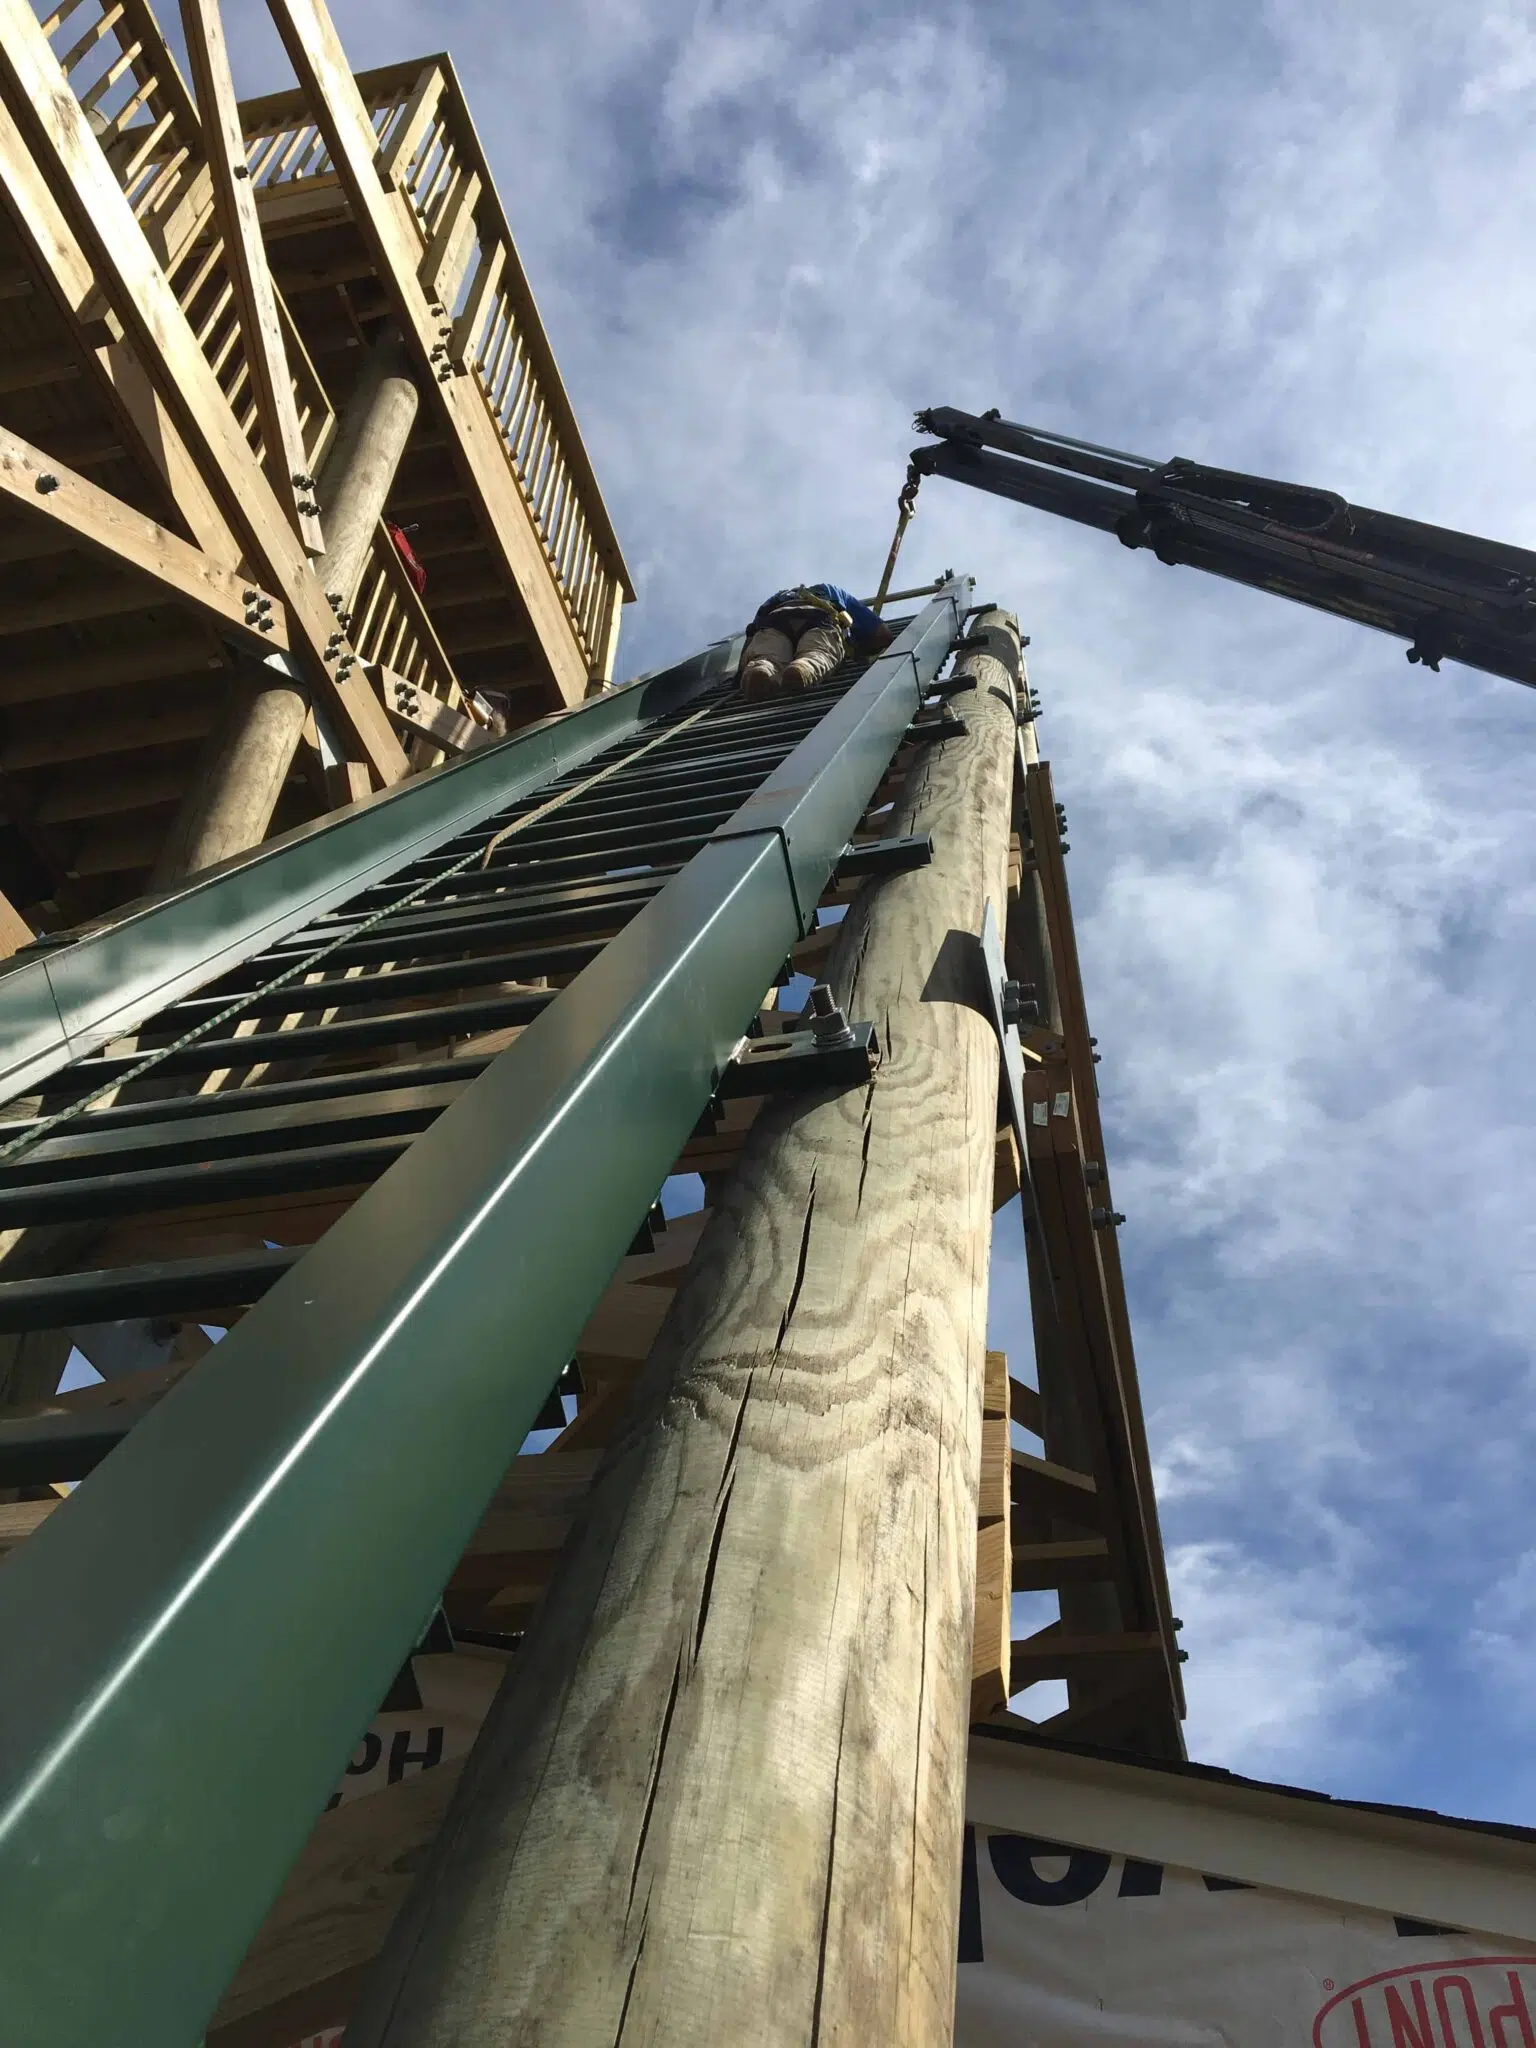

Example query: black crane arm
[913,405,1536,689]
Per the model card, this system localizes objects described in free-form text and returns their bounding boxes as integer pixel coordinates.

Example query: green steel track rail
[0,578,971,2047]
[0,635,745,1108]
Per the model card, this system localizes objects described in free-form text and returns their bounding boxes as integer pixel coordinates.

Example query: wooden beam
[1011,1537,1113,1591]
[0,886,32,959]
[0,426,285,647]
[208,1760,463,2045]
[448,237,503,371]
[1011,1446,1101,1529]
[1008,1370,1043,1438]
[373,666,482,754]
[179,0,325,552]
[0,91,238,567]
[0,341,90,393]
[0,624,222,708]
[0,0,407,785]
[375,62,445,189]
[97,340,243,568]
[2,696,215,771]
[420,165,479,304]
[972,1348,1013,1719]
[37,762,188,824]
[1008,1626,1165,1683]
[265,0,591,708]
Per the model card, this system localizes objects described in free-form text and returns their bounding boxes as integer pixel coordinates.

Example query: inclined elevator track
[0,649,886,1477]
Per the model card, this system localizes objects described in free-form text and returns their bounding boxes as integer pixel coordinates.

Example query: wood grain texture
[0,0,408,783]
[266,0,597,707]
[180,0,323,552]
[344,612,1022,2047]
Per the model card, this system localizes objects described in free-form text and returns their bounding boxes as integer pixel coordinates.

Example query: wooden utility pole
[152,326,421,881]
[346,612,1022,2046]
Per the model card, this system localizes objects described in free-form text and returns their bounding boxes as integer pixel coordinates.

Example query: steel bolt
[1090,1207,1125,1228]
[232,162,251,179]
[34,473,59,494]
[808,982,855,1051]
[1084,1161,1104,1186]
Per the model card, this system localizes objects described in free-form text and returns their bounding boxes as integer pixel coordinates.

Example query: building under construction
[0,3,1529,2044]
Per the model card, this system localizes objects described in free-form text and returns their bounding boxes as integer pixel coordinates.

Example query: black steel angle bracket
[980,895,1040,1225]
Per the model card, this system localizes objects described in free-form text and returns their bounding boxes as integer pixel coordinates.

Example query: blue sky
[226,0,1536,1822]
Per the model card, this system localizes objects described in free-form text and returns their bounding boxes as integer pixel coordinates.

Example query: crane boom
[913,405,1536,690]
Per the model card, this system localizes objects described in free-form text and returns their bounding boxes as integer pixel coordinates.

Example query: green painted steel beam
[0,635,743,1108]
[0,581,969,2046]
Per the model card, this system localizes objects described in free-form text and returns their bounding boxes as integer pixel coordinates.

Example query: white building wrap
[955,1824,1536,2046]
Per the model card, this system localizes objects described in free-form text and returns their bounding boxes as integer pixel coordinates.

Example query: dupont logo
[1314,1958,1536,2045]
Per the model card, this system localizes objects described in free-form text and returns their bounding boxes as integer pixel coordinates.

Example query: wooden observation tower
[0,4,1187,2044]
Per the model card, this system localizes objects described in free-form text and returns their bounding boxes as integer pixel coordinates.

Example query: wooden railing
[238,57,631,681]
[348,521,463,759]
[32,0,336,481]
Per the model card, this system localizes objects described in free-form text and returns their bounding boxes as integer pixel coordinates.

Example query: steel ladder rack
[0,578,971,2048]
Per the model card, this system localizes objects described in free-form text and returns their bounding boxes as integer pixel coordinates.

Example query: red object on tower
[387,522,427,595]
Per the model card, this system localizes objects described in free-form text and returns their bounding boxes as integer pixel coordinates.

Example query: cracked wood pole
[346,608,1023,2048]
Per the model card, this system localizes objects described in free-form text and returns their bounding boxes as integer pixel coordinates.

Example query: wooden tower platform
[0,0,629,934]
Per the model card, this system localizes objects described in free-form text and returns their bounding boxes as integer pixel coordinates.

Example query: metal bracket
[905,712,968,744]
[927,673,977,700]
[719,1020,878,1099]
[835,833,932,879]
[980,898,1029,1151]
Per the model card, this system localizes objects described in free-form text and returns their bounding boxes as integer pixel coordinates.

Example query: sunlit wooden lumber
[0,0,407,785]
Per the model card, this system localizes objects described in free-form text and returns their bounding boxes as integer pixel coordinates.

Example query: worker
[738,583,895,699]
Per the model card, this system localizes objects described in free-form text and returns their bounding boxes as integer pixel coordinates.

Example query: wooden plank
[419,59,631,597]
[373,666,480,754]
[977,1414,1009,1523]
[420,165,479,302]
[208,1758,462,2041]
[375,61,444,189]
[1008,1370,1043,1438]
[180,0,324,551]
[0,887,32,959]
[973,1346,1013,1714]
[1008,1627,1164,1681]
[1011,1537,1112,1591]
[448,236,503,370]
[970,1514,1011,1719]
[98,339,243,567]
[266,0,593,709]
[0,0,408,784]
[1011,1445,1100,1529]
[0,1496,56,1558]
[0,425,285,646]
[570,1277,669,1373]
[1,695,215,770]
[992,1121,1021,1209]
[619,1207,708,1287]
[0,91,238,567]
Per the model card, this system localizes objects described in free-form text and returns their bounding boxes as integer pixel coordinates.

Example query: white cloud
[1170,1540,1402,1779]
[1466,1549,1536,1700]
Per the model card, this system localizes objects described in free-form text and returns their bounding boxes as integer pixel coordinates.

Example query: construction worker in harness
[738,583,896,699]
